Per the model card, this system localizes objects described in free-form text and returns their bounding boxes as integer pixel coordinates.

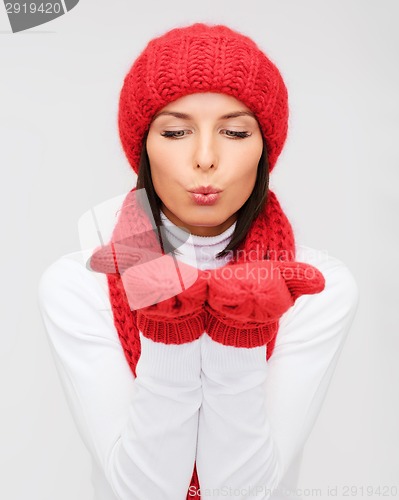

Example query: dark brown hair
[136,129,269,260]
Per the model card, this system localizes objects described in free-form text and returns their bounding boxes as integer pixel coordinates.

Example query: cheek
[147,135,187,177]
[227,142,262,180]
[146,139,186,204]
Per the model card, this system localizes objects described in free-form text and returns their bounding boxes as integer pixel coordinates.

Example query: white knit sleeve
[37,253,201,500]
[196,248,359,499]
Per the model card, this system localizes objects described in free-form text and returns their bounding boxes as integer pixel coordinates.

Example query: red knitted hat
[118,22,289,174]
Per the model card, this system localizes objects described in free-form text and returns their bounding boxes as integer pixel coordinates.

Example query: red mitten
[205,260,325,352]
[122,256,208,344]
[273,260,326,301]
[89,239,208,344]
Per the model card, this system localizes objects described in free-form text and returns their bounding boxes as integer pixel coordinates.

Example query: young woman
[38,23,359,500]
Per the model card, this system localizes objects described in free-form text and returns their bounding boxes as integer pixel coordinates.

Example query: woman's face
[146,92,263,236]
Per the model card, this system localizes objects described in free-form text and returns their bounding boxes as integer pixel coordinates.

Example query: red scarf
[89,186,325,498]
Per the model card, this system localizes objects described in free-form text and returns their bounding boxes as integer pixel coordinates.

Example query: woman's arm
[196,248,359,499]
[37,253,201,500]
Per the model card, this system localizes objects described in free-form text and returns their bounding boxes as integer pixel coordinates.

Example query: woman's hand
[204,260,326,353]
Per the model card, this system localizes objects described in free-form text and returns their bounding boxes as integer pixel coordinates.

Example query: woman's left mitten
[205,260,325,349]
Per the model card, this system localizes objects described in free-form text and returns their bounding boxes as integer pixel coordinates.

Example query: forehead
[152,92,256,121]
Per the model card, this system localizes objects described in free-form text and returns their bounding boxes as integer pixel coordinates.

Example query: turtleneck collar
[160,210,236,270]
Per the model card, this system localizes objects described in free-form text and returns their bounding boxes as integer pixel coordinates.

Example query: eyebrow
[151,110,257,122]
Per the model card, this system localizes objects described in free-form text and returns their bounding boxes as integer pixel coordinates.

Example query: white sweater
[37,210,359,500]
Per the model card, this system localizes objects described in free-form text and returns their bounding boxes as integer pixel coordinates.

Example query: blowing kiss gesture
[90,240,325,358]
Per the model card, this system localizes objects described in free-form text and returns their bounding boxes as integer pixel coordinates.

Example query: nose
[193,131,218,170]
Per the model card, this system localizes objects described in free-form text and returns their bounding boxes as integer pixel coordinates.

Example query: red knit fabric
[204,260,325,347]
[88,22,326,499]
[91,241,325,349]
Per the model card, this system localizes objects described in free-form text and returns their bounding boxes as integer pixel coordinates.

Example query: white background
[1,1,398,499]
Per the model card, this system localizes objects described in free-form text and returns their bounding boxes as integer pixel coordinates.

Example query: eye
[160,129,251,140]
[161,130,190,139]
[223,130,251,139]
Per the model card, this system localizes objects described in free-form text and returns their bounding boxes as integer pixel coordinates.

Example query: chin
[186,212,228,226]
[164,203,232,227]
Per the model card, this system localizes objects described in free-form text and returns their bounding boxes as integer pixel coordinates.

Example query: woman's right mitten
[122,254,208,345]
